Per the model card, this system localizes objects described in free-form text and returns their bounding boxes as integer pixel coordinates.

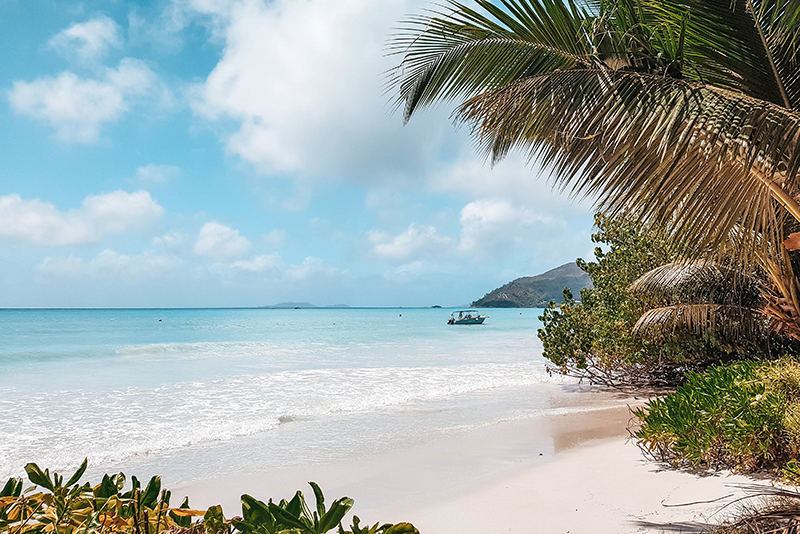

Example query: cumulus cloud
[458,199,559,260]
[193,222,252,261]
[262,229,285,247]
[137,164,181,183]
[428,152,597,209]
[229,253,281,273]
[9,58,160,143]
[369,224,453,262]
[48,16,122,62]
[152,231,185,248]
[0,190,164,247]
[284,256,338,281]
[190,0,454,180]
[38,249,183,279]
[215,252,339,281]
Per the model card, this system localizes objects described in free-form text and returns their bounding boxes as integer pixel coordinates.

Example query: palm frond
[633,303,765,341]
[630,261,764,307]
[388,0,599,121]
[762,250,800,339]
[641,0,797,107]
[748,0,800,108]
[457,70,800,261]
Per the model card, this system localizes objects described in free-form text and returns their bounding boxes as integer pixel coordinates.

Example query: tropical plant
[391,0,800,336]
[629,260,766,344]
[538,213,674,384]
[634,359,800,473]
[233,482,353,534]
[538,214,778,386]
[0,463,417,534]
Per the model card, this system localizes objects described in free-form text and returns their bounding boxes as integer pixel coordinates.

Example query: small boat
[447,310,488,325]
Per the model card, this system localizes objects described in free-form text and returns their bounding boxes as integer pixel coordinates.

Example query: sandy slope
[177,403,765,533]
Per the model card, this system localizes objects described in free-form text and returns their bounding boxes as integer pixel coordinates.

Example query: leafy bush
[538,214,689,385]
[538,214,783,387]
[634,359,800,473]
[0,461,418,534]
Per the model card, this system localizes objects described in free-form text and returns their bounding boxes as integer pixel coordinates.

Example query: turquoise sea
[0,307,602,485]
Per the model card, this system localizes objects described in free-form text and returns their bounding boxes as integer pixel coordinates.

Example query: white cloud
[153,231,185,248]
[262,229,285,247]
[190,0,455,181]
[428,152,597,209]
[38,249,183,279]
[369,224,453,262]
[9,58,160,143]
[213,252,338,281]
[230,253,281,272]
[48,16,122,62]
[458,199,557,260]
[284,256,337,281]
[128,6,188,53]
[0,190,164,247]
[193,222,252,261]
[137,164,181,183]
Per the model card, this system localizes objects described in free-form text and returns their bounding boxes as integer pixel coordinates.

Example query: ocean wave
[0,361,566,479]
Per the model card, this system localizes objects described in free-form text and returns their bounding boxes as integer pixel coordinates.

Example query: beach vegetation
[538,214,783,386]
[634,359,800,474]
[700,485,800,533]
[538,214,674,385]
[0,463,417,534]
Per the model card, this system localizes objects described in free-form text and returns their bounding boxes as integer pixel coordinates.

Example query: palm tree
[391,0,800,336]
[630,260,766,342]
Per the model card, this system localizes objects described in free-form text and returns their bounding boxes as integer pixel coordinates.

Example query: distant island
[471,262,592,308]
[261,302,317,309]
[260,302,353,309]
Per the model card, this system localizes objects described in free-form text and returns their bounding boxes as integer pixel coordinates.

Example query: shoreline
[174,399,764,533]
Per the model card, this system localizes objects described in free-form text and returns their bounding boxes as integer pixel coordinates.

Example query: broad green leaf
[268,503,308,533]
[318,498,353,533]
[241,494,273,524]
[65,459,87,488]
[284,491,304,520]
[308,482,325,518]
[204,504,226,534]
[140,476,161,509]
[0,478,21,498]
[24,464,53,492]
[169,496,192,527]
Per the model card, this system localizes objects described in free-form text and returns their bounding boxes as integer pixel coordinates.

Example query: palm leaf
[388,0,600,121]
[630,261,764,307]
[747,0,800,108]
[457,70,800,261]
[392,0,800,258]
[633,303,765,341]
[641,0,797,106]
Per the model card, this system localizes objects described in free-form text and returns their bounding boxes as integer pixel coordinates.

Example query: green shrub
[0,462,418,534]
[538,214,700,386]
[634,359,800,473]
[539,214,783,387]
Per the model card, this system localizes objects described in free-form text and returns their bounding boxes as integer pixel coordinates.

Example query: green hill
[471,262,592,308]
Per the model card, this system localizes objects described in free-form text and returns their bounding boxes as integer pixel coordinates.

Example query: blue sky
[0,0,595,308]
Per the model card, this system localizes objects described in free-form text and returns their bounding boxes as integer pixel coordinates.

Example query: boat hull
[450,317,486,325]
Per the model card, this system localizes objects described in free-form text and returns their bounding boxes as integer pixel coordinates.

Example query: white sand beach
[176,401,764,533]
